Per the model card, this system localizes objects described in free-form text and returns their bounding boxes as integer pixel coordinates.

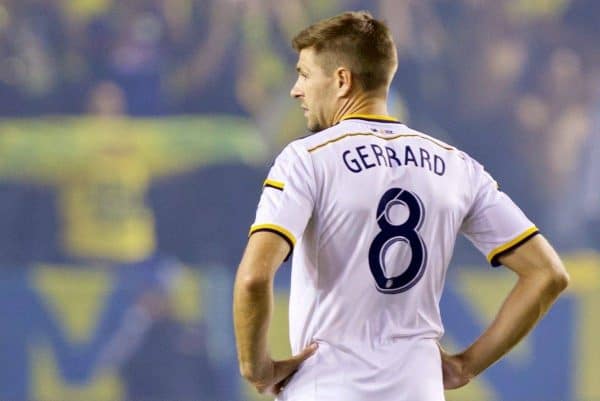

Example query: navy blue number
[368,188,427,294]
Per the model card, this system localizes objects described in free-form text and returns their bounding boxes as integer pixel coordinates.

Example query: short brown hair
[292,11,397,92]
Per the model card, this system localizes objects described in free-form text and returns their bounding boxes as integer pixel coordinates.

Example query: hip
[277,337,445,401]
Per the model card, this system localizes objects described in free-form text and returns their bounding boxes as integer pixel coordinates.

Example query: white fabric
[251,117,536,401]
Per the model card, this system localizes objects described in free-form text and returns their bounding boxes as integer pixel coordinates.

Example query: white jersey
[250,114,538,401]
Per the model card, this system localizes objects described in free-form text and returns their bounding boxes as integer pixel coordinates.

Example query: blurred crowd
[0,2,598,401]
[0,0,598,244]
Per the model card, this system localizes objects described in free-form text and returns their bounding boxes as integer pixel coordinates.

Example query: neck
[331,92,390,125]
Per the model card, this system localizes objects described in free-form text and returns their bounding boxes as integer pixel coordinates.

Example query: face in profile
[290,48,337,132]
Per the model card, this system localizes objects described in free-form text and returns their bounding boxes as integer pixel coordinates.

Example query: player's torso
[289,118,473,349]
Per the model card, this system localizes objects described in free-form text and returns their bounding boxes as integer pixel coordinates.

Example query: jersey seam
[300,143,320,401]
[463,159,487,226]
[307,131,455,153]
[294,143,318,206]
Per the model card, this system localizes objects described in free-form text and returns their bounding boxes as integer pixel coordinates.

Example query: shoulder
[288,123,353,154]
[402,125,490,169]
[283,123,485,171]
[400,125,464,156]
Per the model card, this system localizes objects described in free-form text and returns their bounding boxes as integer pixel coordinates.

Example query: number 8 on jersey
[368,187,428,294]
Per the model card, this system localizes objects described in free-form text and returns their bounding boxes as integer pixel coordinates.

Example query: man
[233,11,569,401]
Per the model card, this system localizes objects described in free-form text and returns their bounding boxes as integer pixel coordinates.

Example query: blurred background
[0,0,598,400]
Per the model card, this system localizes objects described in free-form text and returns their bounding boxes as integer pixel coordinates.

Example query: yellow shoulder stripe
[263,179,285,190]
[487,226,539,264]
[249,223,297,246]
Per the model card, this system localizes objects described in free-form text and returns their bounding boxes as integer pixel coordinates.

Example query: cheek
[312,81,334,102]
[317,86,336,113]
[322,78,337,96]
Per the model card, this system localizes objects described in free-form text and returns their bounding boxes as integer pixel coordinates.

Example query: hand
[439,346,473,390]
[249,343,318,396]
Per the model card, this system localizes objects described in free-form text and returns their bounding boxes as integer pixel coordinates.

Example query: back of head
[292,11,398,94]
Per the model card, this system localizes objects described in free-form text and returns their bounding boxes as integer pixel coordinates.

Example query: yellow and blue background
[0,1,599,400]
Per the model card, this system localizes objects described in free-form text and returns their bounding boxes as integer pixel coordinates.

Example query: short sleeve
[460,157,539,266]
[249,142,316,253]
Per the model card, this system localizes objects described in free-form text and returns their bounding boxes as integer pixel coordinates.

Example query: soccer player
[233,11,569,401]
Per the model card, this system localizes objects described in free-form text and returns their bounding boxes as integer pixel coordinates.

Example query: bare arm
[233,231,317,394]
[442,234,570,389]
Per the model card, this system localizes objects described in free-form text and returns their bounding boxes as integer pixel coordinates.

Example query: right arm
[233,231,317,395]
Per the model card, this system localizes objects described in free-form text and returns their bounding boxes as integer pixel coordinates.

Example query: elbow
[235,260,274,294]
[237,272,271,294]
[239,364,254,382]
[542,263,570,296]
[553,268,570,293]
[239,363,263,385]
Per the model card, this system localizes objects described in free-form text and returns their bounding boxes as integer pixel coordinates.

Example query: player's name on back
[342,143,446,175]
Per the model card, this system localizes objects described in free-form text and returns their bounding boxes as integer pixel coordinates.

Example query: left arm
[441,235,569,389]
[233,231,317,395]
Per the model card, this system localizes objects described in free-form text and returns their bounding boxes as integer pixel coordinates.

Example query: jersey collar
[340,114,401,123]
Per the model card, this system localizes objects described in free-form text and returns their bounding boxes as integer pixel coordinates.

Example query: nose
[290,78,302,99]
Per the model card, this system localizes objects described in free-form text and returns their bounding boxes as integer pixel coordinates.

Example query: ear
[335,67,353,97]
